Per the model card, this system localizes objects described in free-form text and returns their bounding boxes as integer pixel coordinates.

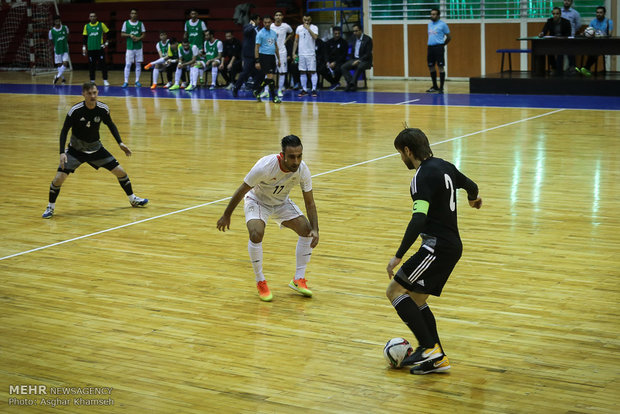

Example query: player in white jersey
[271,11,293,97]
[217,135,320,302]
[293,14,319,97]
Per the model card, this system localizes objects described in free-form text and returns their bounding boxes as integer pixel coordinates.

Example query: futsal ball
[383,337,413,369]
[584,27,595,38]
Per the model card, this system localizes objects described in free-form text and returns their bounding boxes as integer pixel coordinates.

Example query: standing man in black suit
[233,14,261,97]
[341,24,372,92]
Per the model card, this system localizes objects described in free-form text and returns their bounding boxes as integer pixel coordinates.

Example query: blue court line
[1,83,619,110]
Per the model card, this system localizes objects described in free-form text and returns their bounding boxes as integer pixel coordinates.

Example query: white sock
[190,67,199,86]
[152,67,160,84]
[48,202,55,209]
[295,236,313,280]
[175,68,182,84]
[300,74,307,91]
[211,66,218,85]
[124,63,131,82]
[279,74,286,91]
[311,73,318,90]
[248,240,265,282]
[135,65,141,82]
[151,57,166,65]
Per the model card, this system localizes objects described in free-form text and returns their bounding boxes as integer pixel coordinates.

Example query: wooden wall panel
[526,22,543,69]
[485,23,521,73]
[407,24,429,77]
[371,25,405,76]
[446,23,481,77]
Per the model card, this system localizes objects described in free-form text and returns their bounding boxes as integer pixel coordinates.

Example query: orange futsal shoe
[144,63,152,70]
[150,83,157,90]
[257,280,273,302]
[288,278,313,297]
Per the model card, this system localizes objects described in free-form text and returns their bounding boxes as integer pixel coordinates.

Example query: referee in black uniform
[42,82,148,218]
[385,127,482,374]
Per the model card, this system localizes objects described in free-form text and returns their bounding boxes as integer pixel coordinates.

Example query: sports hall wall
[368,1,618,78]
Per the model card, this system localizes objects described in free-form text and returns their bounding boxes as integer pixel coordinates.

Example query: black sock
[439,72,446,89]
[392,294,434,348]
[49,182,61,203]
[267,78,275,97]
[419,303,444,355]
[118,175,133,196]
[430,71,438,88]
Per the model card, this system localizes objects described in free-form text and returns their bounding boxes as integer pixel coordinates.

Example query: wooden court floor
[0,72,619,413]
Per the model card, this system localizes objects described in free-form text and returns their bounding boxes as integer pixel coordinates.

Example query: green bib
[178,45,193,63]
[85,22,105,51]
[157,40,169,56]
[204,39,221,60]
[124,20,144,50]
[51,25,69,55]
[185,20,205,47]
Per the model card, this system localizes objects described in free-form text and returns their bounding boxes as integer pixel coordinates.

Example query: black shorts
[427,45,445,67]
[258,53,277,74]
[394,236,462,297]
[59,146,119,174]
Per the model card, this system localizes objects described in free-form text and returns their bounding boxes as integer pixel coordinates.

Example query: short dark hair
[596,6,606,13]
[552,6,561,13]
[394,128,433,160]
[353,23,362,31]
[250,14,260,22]
[206,29,214,36]
[170,37,178,44]
[431,8,440,16]
[53,15,61,21]
[130,8,138,13]
[281,135,302,152]
[82,82,96,92]
[182,37,190,44]
[159,30,167,35]
[333,26,342,32]
[263,15,272,20]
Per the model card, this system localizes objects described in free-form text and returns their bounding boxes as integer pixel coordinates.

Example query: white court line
[0,108,565,262]
[339,101,357,105]
[395,99,420,105]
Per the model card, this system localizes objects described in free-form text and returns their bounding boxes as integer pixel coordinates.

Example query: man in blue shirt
[578,6,614,76]
[589,5,613,36]
[233,14,261,98]
[426,8,451,94]
[561,0,581,72]
[254,15,281,103]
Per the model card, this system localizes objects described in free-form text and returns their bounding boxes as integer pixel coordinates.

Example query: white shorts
[125,49,144,64]
[244,195,303,226]
[278,51,288,73]
[298,54,316,72]
[54,52,69,64]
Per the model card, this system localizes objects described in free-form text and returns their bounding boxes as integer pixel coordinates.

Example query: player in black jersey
[42,82,148,218]
[385,128,482,374]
